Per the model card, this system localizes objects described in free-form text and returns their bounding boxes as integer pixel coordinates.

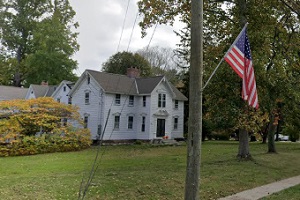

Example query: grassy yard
[0,141,299,200]
[261,184,300,200]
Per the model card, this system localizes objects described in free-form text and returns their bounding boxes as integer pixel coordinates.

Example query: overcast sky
[69,0,183,75]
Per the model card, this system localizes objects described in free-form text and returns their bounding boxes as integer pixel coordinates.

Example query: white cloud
[69,0,183,75]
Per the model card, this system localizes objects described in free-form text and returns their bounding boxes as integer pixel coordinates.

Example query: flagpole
[202,57,224,90]
[202,23,248,91]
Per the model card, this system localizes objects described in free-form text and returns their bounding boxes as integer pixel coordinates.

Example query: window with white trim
[158,93,166,108]
[68,96,72,105]
[128,116,133,129]
[143,96,146,107]
[174,100,179,109]
[85,92,90,104]
[141,116,146,132]
[173,117,178,130]
[84,116,89,128]
[115,94,121,105]
[114,116,120,129]
[129,95,134,106]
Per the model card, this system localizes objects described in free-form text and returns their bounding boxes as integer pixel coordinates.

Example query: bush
[0,128,91,156]
[283,125,300,142]
[0,97,92,156]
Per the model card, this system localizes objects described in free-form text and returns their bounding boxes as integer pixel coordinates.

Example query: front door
[156,119,165,137]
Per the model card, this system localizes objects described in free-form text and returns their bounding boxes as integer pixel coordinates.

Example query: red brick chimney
[41,80,48,85]
[127,67,140,78]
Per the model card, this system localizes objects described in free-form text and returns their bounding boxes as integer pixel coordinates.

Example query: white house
[69,68,187,141]
[25,81,57,99]
[51,80,74,104]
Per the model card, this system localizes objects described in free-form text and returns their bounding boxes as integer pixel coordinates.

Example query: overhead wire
[127,12,139,51]
[78,74,137,200]
[146,22,158,50]
[116,0,131,52]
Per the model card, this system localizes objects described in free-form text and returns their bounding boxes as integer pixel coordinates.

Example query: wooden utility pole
[184,0,203,199]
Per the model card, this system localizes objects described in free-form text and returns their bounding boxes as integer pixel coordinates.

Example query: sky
[69,0,184,75]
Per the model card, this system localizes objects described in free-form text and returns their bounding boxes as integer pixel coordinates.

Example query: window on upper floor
[85,92,90,104]
[143,96,146,107]
[129,95,134,106]
[63,86,66,92]
[174,100,179,109]
[173,117,178,130]
[115,94,121,105]
[141,116,146,132]
[158,93,166,108]
[128,116,133,129]
[114,116,120,129]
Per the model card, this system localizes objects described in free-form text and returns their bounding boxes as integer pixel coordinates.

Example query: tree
[0,0,79,86]
[102,51,152,77]
[137,46,186,84]
[138,0,300,156]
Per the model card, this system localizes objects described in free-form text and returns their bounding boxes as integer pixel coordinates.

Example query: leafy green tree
[102,51,152,77]
[0,0,78,86]
[138,0,300,156]
[24,0,79,85]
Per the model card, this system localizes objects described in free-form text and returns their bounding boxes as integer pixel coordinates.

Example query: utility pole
[184,0,203,199]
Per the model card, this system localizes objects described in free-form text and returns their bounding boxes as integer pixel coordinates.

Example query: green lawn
[261,184,300,200]
[0,141,299,200]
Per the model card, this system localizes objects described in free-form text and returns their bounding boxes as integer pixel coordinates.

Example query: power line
[78,74,137,199]
[127,12,139,51]
[117,0,131,52]
[146,22,158,50]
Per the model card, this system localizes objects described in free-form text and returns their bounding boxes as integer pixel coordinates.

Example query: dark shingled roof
[31,85,57,97]
[87,70,137,95]
[135,76,164,94]
[0,86,28,100]
[86,70,187,101]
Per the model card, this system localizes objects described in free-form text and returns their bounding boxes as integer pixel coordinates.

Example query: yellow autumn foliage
[0,97,91,156]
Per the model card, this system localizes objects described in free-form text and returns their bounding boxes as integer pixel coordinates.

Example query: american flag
[224,26,259,109]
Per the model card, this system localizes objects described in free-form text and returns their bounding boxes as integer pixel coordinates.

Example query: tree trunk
[268,114,277,153]
[237,129,252,160]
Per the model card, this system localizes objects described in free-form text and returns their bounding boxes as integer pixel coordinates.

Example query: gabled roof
[135,76,164,94]
[72,69,187,101]
[0,85,28,100]
[51,80,74,98]
[87,70,138,95]
[30,84,57,98]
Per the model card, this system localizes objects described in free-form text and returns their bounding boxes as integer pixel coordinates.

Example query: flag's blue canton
[244,33,252,60]
[235,30,246,56]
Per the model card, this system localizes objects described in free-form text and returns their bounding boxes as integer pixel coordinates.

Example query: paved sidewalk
[218,175,300,200]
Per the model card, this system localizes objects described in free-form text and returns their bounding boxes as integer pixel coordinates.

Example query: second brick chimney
[126,67,140,78]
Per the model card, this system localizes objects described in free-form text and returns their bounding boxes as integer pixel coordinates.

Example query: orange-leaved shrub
[0,97,91,156]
